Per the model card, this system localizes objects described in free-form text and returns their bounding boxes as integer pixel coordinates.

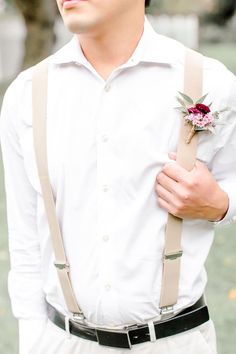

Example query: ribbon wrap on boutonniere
[175,92,230,144]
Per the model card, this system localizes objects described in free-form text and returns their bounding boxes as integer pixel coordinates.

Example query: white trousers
[29,318,218,354]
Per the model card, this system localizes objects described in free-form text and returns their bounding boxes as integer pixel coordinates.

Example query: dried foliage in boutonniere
[176,92,230,144]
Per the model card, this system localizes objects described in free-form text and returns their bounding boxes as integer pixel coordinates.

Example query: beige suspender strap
[159,48,203,313]
[32,59,84,318]
[32,48,203,320]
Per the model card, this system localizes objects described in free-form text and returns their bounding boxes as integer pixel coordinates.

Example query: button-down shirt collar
[50,16,178,67]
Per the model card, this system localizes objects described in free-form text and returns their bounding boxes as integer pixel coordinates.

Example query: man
[0,0,236,353]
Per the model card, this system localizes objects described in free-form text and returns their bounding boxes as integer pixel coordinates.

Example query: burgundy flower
[195,103,211,114]
[188,107,201,114]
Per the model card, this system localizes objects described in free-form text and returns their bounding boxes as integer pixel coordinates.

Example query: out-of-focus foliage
[148,0,236,24]
[13,0,58,69]
[147,0,212,14]
[5,0,236,69]
[202,0,236,25]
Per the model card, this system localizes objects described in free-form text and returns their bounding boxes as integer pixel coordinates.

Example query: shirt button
[101,134,109,143]
[102,184,109,192]
[103,235,109,242]
[232,216,236,222]
[105,283,111,291]
[104,84,111,92]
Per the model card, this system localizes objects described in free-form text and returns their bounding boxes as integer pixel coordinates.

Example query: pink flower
[185,113,214,128]
[203,113,214,125]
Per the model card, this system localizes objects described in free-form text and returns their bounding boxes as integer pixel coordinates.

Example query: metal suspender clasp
[164,250,183,261]
[54,261,70,271]
[160,305,174,317]
[72,312,86,323]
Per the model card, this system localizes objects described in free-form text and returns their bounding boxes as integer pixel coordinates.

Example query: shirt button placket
[103,235,109,242]
[101,134,109,143]
[105,283,111,291]
[102,184,109,193]
[104,84,111,92]
[97,81,113,298]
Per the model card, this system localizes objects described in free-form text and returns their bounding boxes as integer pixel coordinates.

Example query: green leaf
[178,91,194,104]
[207,126,216,134]
[196,93,208,104]
[176,96,187,107]
[215,122,226,126]
[213,112,220,119]
[218,107,231,113]
[175,106,189,114]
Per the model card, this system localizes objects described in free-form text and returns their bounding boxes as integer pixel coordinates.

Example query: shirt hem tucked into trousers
[29,319,217,354]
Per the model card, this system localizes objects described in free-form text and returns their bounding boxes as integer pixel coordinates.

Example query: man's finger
[157,197,172,214]
[162,161,189,183]
[156,183,174,204]
[156,172,179,194]
[168,151,177,161]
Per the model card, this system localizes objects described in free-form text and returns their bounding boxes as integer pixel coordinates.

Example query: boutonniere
[176,92,230,144]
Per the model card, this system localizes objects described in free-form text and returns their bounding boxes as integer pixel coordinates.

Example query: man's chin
[63,16,96,34]
[64,21,87,34]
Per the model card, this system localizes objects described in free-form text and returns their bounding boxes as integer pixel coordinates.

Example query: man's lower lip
[63,0,85,10]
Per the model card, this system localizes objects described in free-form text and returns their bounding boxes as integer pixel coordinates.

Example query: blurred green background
[0,0,236,353]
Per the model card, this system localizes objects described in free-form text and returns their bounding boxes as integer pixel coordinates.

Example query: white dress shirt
[0,16,236,354]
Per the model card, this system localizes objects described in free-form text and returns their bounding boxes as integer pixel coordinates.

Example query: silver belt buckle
[95,327,132,349]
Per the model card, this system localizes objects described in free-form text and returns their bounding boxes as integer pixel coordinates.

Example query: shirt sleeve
[0,75,48,354]
[19,319,48,354]
[210,74,236,226]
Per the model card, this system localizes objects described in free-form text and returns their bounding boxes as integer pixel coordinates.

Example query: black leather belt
[46,295,209,349]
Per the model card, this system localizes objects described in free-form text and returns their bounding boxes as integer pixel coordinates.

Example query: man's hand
[155,152,229,221]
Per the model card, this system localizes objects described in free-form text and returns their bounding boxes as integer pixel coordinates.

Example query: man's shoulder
[202,53,236,106]
[151,27,233,73]
[5,59,46,97]
[152,31,236,117]
[12,55,53,85]
[202,52,234,78]
[9,36,74,88]
[148,28,235,83]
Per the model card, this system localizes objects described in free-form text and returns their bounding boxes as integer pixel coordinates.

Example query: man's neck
[77,14,145,81]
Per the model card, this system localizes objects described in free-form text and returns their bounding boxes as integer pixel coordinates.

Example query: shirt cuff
[212,181,236,226]
[19,318,48,354]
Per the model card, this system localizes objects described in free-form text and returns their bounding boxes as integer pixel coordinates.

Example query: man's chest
[18,65,218,197]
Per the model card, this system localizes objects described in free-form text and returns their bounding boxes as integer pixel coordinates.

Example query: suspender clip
[160,305,174,317]
[73,312,86,323]
[164,250,183,261]
[54,261,70,271]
